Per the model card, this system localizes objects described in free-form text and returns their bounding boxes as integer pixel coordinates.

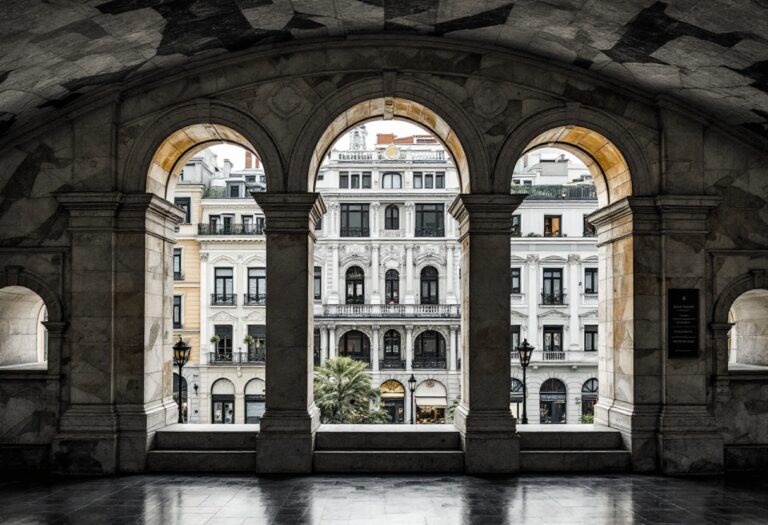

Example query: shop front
[380,379,405,424]
[414,380,447,424]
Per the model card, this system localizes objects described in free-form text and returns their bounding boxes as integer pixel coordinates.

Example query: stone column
[372,325,380,371]
[405,202,414,239]
[526,255,539,347]
[448,326,457,371]
[405,326,414,372]
[405,245,414,304]
[328,326,336,359]
[371,202,380,238]
[446,245,456,303]
[330,243,340,304]
[568,254,581,350]
[320,326,328,360]
[371,244,380,304]
[252,191,326,473]
[449,194,525,473]
[199,253,209,363]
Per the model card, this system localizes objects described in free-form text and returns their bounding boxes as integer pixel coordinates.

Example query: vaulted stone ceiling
[1,0,767,140]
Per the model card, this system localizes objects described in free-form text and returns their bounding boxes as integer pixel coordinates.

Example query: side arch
[712,270,768,324]
[494,105,656,205]
[288,77,490,193]
[122,100,285,198]
[0,266,63,323]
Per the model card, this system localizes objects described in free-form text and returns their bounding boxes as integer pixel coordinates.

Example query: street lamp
[516,338,535,425]
[173,335,192,424]
[407,374,417,425]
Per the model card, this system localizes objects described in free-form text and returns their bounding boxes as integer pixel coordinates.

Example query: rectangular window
[247,325,266,362]
[339,171,349,189]
[173,248,183,280]
[361,171,371,189]
[425,173,433,189]
[435,172,445,189]
[214,325,233,355]
[510,325,521,352]
[209,215,220,232]
[174,197,191,223]
[512,214,521,237]
[542,268,563,304]
[314,266,322,300]
[415,203,444,237]
[243,215,253,233]
[222,214,234,233]
[314,328,321,366]
[544,215,562,237]
[584,325,598,352]
[315,217,323,231]
[543,326,563,352]
[214,268,234,304]
[511,267,521,294]
[255,216,265,234]
[351,173,360,189]
[413,172,423,189]
[340,204,370,237]
[173,295,182,328]
[229,184,240,198]
[584,268,598,294]
[247,267,266,304]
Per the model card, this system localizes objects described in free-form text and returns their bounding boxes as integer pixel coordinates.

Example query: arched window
[385,205,400,230]
[539,378,567,424]
[382,330,402,367]
[420,266,439,305]
[382,172,402,189]
[0,286,49,367]
[339,330,371,366]
[245,378,266,424]
[413,330,446,369]
[581,378,598,420]
[345,266,365,304]
[380,379,405,423]
[385,269,399,304]
[510,378,524,421]
[727,289,768,370]
[211,378,236,424]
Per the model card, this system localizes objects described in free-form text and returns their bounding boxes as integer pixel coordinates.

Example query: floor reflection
[0,473,766,524]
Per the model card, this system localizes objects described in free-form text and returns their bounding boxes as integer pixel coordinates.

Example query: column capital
[449,194,526,234]
[252,191,326,231]
[53,191,122,230]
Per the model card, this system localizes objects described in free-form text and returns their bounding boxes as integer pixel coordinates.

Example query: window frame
[247,267,266,303]
[584,268,598,294]
[173,295,182,328]
[385,269,399,304]
[415,203,445,237]
[384,204,400,230]
[340,203,370,237]
[584,325,598,352]
[420,266,439,305]
[542,325,563,352]
[339,171,349,189]
[345,266,365,304]
[314,266,322,300]
[174,197,191,223]
[511,267,521,294]
[544,215,562,237]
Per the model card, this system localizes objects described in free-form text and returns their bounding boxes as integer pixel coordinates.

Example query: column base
[256,405,320,473]
[53,404,119,474]
[115,398,178,473]
[595,399,660,472]
[659,405,724,474]
[454,405,519,473]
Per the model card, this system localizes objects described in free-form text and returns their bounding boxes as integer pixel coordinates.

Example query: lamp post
[407,374,417,425]
[173,336,191,424]
[516,338,534,424]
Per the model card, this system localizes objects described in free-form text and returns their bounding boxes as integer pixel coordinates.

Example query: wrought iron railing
[208,351,266,364]
[415,226,444,237]
[244,347,266,363]
[173,271,184,280]
[412,359,447,369]
[340,227,370,237]
[542,350,566,361]
[211,293,236,306]
[380,359,405,370]
[541,292,567,305]
[198,223,265,235]
[510,184,597,200]
[320,304,460,318]
[243,293,266,305]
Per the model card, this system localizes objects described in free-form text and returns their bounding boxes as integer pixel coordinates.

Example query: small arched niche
[0,286,48,368]
[523,126,632,208]
[146,124,259,200]
[308,98,470,193]
[728,289,768,370]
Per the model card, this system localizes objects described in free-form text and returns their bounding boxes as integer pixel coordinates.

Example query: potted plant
[209,335,220,350]
[243,334,255,347]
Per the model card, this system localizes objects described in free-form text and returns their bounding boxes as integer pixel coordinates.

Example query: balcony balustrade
[412,358,447,369]
[243,293,266,306]
[173,271,184,280]
[208,350,266,365]
[541,292,567,305]
[510,184,597,200]
[415,226,444,237]
[198,223,265,235]
[334,150,446,162]
[339,227,370,237]
[211,293,236,306]
[510,350,598,365]
[379,359,405,370]
[320,304,459,318]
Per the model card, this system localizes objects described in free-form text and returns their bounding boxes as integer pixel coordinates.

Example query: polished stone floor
[0,474,767,525]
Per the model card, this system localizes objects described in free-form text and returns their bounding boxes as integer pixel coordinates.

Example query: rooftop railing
[510,184,597,200]
[198,224,265,235]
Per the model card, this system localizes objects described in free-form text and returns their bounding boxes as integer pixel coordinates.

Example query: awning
[416,397,447,407]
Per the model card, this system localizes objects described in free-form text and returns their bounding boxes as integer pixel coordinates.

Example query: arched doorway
[345,266,365,304]
[539,378,567,424]
[414,380,447,424]
[420,266,439,305]
[510,378,524,421]
[211,378,236,424]
[380,379,405,424]
[245,378,266,424]
[727,289,768,370]
[0,286,48,368]
[413,330,447,370]
[581,379,599,423]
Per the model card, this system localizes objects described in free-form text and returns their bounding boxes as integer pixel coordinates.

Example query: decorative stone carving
[268,83,304,119]
[472,81,508,119]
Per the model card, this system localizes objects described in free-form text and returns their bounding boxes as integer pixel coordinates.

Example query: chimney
[223,159,233,178]
[245,151,253,169]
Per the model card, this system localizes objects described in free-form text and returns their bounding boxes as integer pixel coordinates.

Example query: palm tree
[314,356,389,424]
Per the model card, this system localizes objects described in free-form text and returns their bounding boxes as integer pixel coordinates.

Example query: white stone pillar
[526,255,539,347]
[568,254,581,351]
[372,325,380,371]
[320,326,328,360]
[449,193,526,474]
[252,191,326,473]
[371,202,380,238]
[405,202,414,239]
[200,253,209,364]
[405,326,414,371]
[448,326,457,371]
[371,244,380,304]
[405,245,414,304]
[330,243,340,304]
[446,244,455,303]
[328,326,336,359]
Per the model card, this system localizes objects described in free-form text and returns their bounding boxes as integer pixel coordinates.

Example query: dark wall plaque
[668,288,699,358]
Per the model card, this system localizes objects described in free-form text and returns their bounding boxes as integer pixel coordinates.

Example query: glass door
[212,395,235,424]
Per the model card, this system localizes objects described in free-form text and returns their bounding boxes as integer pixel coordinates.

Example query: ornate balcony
[319,304,460,318]
[415,226,444,237]
[510,184,597,200]
[541,292,567,305]
[412,358,447,369]
[380,359,405,370]
[243,293,266,306]
[211,293,236,306]
[339,227,370,237]
[198,223,265,235]
[173,271,184,280]
[208,351,265,365]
